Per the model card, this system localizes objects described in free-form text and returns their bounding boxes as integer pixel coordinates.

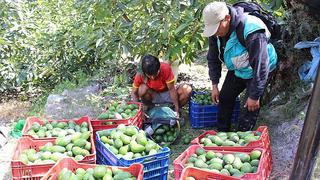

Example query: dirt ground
[0,61,313,180]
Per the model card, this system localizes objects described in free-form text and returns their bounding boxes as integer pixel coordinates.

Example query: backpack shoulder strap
[236,21,246,48]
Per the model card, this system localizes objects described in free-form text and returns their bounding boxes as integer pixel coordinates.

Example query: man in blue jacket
[202,2,277,131]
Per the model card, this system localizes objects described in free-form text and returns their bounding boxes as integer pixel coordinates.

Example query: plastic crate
[173,145,271,180]
[95,128,170,180]
[91,102,143,141]
[189,91,240,128]
[180,167,258,180]
[190,126,272,175]
[11,136,96,180]
[41,157,143,180]
[22,116,93,140]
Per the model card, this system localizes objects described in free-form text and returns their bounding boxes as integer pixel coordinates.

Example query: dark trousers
[217,71,260,131]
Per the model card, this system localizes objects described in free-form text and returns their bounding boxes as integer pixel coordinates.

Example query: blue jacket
[207,6,277,100]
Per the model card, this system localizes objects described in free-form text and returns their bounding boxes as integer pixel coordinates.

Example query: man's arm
[167,82,179,116]
[131,74,142,102]
[244,30,270,111]
[245,30,270,100]
[207,36,222,85]
[207,36,222,103]
[131,87,139,102]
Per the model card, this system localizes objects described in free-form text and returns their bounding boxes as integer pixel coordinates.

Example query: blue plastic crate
[97,150,112,165]
[96,129,170,180]
[189,91,240,128]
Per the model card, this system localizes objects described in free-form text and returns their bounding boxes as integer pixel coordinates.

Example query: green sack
[145,106,179,136]
[148,106,177,121]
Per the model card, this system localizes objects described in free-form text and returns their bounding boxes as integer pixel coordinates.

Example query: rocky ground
[0,60,314,180]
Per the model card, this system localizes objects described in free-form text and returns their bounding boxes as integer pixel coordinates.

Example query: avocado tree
[0,0,211,96]
[0,0,310,99]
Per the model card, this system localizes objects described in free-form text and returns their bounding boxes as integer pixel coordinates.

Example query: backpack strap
[236,20,246,48]
[236,15,273,48]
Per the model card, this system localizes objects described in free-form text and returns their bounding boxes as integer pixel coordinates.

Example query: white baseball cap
[203,2,229,37]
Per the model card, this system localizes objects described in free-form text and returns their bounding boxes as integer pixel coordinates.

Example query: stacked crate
[12,116,95,179]
[91,102,143,141]
[173,126,272,180]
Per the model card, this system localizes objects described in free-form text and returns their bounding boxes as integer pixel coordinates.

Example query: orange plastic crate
[22,116,93,140]
[173,145,271,180]
[11,136,96,180]
[91,102,143,140]
[41,157,143,180]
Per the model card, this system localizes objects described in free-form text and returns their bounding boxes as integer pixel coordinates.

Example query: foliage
[0,0,204,95]
[27,92,48,116]
[52,71,90,94]
[1,0,94,95]
[0,0,286,97]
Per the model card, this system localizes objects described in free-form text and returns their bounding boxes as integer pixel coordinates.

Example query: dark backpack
[233,2,282,47]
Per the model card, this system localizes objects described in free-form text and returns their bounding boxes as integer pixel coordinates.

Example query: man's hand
[167,81,180,118]
[244,97,260,111]
[131,96,138,102]
[131,88,139,102]
[174,110,180,118]
[211,84,220,104]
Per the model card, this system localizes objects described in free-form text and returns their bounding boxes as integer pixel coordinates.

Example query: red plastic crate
[11,136,96,180]
[173,145,271,180]
[180,167,248,180]
[22,116,93,140]
[190,126,272,173]
[190,126,269,148]
[41,157,143,180]
[91,102,143,140]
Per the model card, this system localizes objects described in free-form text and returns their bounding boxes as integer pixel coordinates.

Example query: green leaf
[174,22,190,35]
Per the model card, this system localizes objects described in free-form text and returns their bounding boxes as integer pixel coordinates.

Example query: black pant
[217,71,260,132]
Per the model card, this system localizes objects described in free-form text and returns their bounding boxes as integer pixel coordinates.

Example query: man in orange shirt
[131,54,192,116]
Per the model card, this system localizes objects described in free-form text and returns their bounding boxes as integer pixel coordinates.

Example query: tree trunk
[264,0,320,103]
[286,0,320,18]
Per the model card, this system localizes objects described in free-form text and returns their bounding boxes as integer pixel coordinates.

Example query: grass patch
[27,92,49,116]
[53,71,91,94]
[280,81,311,119]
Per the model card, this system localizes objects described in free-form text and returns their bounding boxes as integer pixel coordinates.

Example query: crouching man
[131,54,192,117]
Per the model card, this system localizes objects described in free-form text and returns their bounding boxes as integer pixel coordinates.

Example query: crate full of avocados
[189,90,240,128]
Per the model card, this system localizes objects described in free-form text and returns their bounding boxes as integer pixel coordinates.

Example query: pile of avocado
[152,124,179,145]
[99,125,161,160]
[97,101,139,120]
[19,131,91,164]
[57,166,136,180]
[184,147,262,177]
[199,131,261,147]
[27,120,89,138]
[181,134,193,145]
[191,92,212,105]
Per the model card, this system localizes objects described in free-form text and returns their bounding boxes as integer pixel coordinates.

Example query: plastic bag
[295,37,320,82]
[10,119,25,138]
[144,106,178,136]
